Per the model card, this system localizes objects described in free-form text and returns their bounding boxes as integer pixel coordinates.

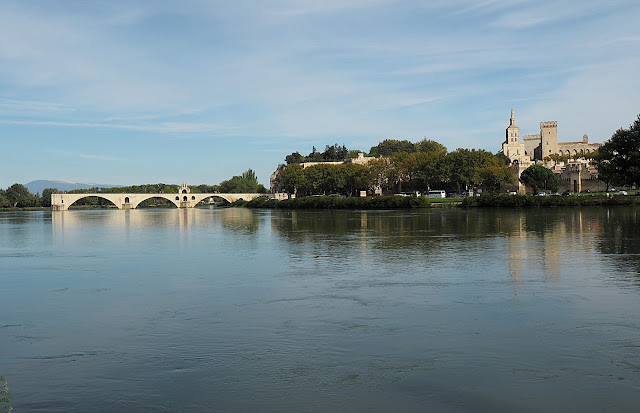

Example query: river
[1,207,639,412]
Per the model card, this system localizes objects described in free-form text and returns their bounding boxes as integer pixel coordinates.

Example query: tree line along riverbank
[240,193,640,209]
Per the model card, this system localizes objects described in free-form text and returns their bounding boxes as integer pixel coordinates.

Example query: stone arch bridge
[51,184,272,211]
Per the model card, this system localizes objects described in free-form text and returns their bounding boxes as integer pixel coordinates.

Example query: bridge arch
[130,194,180,209]
[65,194,119,209]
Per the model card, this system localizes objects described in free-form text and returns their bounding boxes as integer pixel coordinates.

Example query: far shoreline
[2,193,639,212]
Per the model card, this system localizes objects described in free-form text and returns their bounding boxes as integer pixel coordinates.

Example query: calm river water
[1,207,640,412]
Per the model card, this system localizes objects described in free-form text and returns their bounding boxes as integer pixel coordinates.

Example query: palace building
[501,109,604,193]
[502,109,601,163]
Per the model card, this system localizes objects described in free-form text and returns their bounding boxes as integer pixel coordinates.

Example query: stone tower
[505,108,520,145]
[540,121,558,158]
[501,109,532,193]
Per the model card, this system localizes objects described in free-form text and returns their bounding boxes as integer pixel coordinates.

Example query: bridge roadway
[51,192,272,210]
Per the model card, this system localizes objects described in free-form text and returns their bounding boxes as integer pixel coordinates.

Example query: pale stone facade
[501,110,604,193]
[553,160,606,193]
[513,114,601,161]
[501,109,533,192]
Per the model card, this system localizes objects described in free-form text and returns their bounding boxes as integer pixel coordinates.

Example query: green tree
[519,165,559,193]
[0,189,10,208]
[5,183,32,208]
[321,144,349,161]
[367,158,393,193]
[285,151,304,165]
[480,164,516,193]
[415,139,447,154]
[413,151,447,192]
[277,164,305,195]
[40,188,58,208]
[341,163,371,196]
[596,114,640,188]
[219,169,262,193]
[495,151,512,166]
[369,139,416,157]
[0,375,11,413]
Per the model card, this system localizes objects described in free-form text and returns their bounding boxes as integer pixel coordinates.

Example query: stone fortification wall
[554,162,606,193]
[522,134,540,158]
[557,135,601,156]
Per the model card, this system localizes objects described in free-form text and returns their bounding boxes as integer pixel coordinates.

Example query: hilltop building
[503,109,601,162]
[270,152,377,194]
[501,109,604,193]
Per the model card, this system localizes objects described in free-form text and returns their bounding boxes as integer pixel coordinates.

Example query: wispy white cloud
[0,99,76,113]
[267,0,392,17]
[0,119,236,134]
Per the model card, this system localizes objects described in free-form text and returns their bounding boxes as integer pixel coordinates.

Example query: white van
[427,190,446,199]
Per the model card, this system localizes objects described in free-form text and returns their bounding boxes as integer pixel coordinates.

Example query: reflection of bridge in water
[51,183,272,210]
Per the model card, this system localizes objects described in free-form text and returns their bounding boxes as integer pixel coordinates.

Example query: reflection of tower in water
[506,214,527,297]
[505,210,602,296]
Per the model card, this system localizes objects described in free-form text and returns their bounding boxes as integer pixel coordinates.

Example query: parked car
[536,192,547,196]
[580,189,591,193]
[562,190,573,196]
[616,191,628,195]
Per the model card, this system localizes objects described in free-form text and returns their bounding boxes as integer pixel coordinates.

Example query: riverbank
[244,195,429,209]
[244,193,640,209]
[462,193,640,207]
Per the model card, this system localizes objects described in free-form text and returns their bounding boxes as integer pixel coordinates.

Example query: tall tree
[277,164,305,195]
[519,165,559,193]
[0,189,10,208]
[369,139,416,157]
[6,183,32,207]
[219,169,262,193]
[285,151,304,165]
[415,139,447,154]
[40,188,58,208]
[596,114,640,188]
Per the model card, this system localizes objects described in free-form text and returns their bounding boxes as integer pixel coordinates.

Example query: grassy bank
[462,193,640,207]
[245,195,430,209]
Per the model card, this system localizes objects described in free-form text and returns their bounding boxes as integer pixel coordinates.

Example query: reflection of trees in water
[269,208,640,285]
[219,208,261,234]
[269,209,531,257]
[522,209,562,236]
[596,207,640,278]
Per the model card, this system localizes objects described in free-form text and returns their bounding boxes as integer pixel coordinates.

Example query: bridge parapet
[51,192,272,210]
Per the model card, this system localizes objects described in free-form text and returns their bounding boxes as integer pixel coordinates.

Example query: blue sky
[1,0,639,189]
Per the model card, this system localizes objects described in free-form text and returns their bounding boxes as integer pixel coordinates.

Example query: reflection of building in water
[504,210,604,295]
[52,209,211,244]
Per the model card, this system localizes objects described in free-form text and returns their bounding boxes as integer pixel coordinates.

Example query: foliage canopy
[519,165,559,193]
[596,114,640,188]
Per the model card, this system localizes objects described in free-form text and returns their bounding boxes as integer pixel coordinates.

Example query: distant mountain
[25,180,123,195]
